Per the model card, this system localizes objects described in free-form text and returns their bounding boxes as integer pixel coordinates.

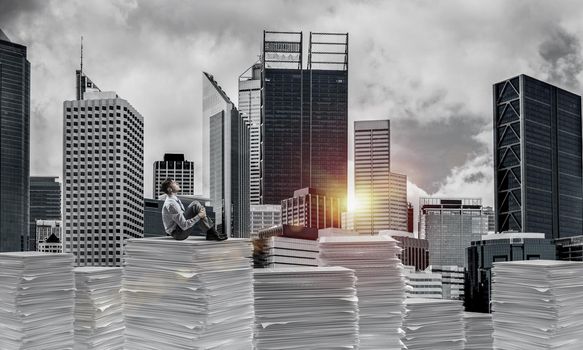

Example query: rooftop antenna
[80,35,83,75]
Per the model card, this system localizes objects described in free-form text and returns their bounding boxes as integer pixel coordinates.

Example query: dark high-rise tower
[493,74,583,239]
[29,176,61,250]
[260,31,348,206]
[0,29,30,252]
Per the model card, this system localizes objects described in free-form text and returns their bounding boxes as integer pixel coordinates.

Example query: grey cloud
[538,26,583,90]
[463,172,486,183]
[390,115,490,193]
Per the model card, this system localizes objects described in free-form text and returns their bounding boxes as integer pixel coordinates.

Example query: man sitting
[160,178,227,241]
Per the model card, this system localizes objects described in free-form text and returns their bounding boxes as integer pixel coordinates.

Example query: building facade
[143,195,215,238]
[153,153,199,197]
[63,90,144,266]
[29,176,61,250]
[239,63,262,205]
[465,232,555,312]
[554,235,583,261]
[381,230,429,271]
[407,203,414,233]
[493,75,582,238]
[341,211,354,230]
[260,31,348,206]
[281,188,341,230]
[403,265,443,299]
[354,120,408,234]
[202,72,250,238]
[35,219,62,247]
[428,265,465,300]
[0,31,30,252]
[250,204,281,235]
[419,198,488,268]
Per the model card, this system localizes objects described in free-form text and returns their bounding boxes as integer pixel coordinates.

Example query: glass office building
[465,232,555,312]
[493,75,582,238]
[260,31,348,206]
[0,30,30,252]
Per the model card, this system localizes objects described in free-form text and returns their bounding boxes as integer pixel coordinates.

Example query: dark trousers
[172,201,215,238]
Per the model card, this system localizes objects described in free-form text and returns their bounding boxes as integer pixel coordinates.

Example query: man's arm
[167,201,200,231]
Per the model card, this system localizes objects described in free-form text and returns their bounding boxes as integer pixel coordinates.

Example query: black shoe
[206,226,228,241]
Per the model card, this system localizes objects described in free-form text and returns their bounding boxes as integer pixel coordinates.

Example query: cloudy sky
[2,0,583,216]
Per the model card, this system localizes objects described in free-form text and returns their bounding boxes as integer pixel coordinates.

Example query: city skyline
[5,1,583,218]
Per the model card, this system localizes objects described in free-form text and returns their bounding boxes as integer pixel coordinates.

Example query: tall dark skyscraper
[0,29,30,252]
[260,31,348,206]
[29,176,61,250]
[493,74,583,239]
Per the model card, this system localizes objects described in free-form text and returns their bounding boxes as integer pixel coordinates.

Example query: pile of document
[318,235,404,349]
[122,237,254,350]
[492,260,583,350]
[401,298,465,350]
[253,266,359,349]
[463,312,493,350]
[0,252,75,350]
[74,267,124,350]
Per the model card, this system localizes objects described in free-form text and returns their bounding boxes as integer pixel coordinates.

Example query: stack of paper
[402,298,465,350]
[74,267,124,350]
[253,266,359,349]
[0,252,75,350]
[122,237,254,350]
[318,236,404,350]
[492,260,583,350]
[463,312,493,350]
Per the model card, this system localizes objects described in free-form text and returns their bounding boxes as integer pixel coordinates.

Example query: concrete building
[419,198,488,268]
[354,120,408,234]
[493,75,582,238]
[0,30,30,252]
[143,195,215,238]
[29,176,61,251]
[153,153,199,197]
[260,31,348,206]
[428,265,465,300]
[341,211,354,230]
[465,232,555,312]
[37,232,63,253]
[238,63,261,205]
[63,89,144,267]
[482,206,495,233]
[403,265,443,299]
[35,220,62,246]
[281,188,341,229]
[202,72,250,238]
[555,235,583,261]
[250,204,281,235]
[380,230,429,271]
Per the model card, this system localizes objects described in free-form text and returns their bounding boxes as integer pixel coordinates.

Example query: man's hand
[198,207,207,219]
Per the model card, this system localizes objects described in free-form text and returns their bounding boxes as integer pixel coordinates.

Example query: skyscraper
[0,30,30,252]
[29,176,61,250]
[239,63,262,205]
[354,120,408,234]
[260,31,348,205]
[281,187,341,229]
[202,72,250,238]
[250,204,281,235]
[493,74,582,239]
[153,153,199,197]
[419,198,488,268]
[63,89,144,266]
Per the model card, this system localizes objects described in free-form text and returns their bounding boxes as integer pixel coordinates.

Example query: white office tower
[153,153,199,197]
[354,120,408,234]
[122,237,254,350]
[464,312,493,350]
[239,63,261,205]
[0,252,75,350]
[266,237,319,267]
[403,265,443,299]
[492,260,583,350]
[253,267,359,349]
[401,298,465,350]
[250,204,281,234]
[63,91,144,267]
[318,236,405,349]
[73,267,124,350]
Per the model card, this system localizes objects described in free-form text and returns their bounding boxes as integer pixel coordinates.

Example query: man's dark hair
[160,178,175,194]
